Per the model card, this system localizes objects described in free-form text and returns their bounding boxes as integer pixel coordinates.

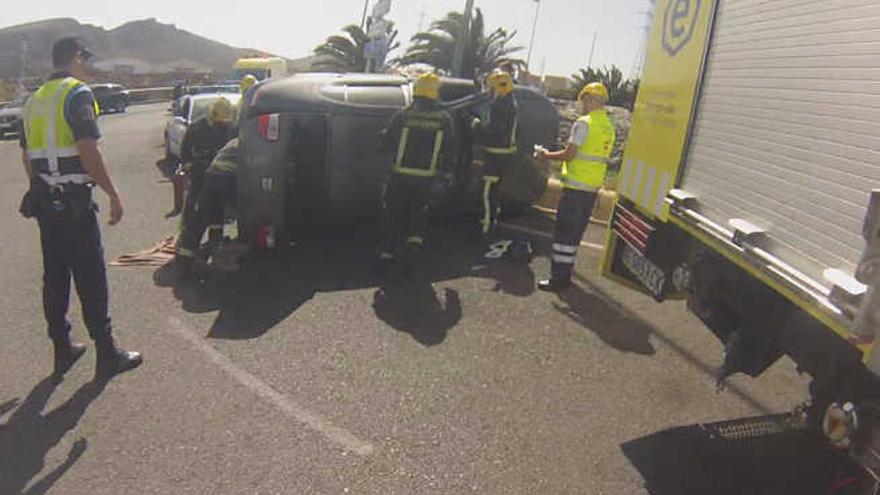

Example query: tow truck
[601,0,880,487]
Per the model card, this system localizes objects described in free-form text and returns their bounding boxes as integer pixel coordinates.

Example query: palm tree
[571,65,638,110]
[312,24,399,73]
[399,9,524,80]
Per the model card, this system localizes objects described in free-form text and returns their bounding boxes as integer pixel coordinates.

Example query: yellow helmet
[208,97,235,126]
[578,82,609,103]
[413,73,441,100]
[486,70,514,96]
[240,74,258,94]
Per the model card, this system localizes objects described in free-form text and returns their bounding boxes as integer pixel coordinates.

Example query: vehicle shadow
[0,377,107,495]
[553,282,656,355]
[152,224,482,341]
[621,415,862,495]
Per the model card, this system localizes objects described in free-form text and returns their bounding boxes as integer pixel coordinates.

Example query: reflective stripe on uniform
[481,110,518,155]
[553,243,578,254]
[575,152,610,163]
[38,173,92,186]
[561,176,599,192]
[553,254,576,264]
[27,147,79,159]
[481,175,501,234]
[406,236,424,245]
[393,127,444,177]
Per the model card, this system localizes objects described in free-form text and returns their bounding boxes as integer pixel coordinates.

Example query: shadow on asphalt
[152,224,502,342]
[621,415,866,495]
[553,283,656,355]
[0,377,107,495]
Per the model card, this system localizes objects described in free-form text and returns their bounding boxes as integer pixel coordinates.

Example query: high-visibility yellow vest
[393,109,446,178]
[561,109,616,192]
[23,77,98,186]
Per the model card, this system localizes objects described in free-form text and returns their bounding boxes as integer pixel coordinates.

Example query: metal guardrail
[0,86,176,109]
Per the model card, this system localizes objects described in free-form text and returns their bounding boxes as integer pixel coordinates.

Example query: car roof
[187,92,241,102]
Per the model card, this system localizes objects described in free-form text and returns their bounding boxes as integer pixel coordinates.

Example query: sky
[1,0,653,78]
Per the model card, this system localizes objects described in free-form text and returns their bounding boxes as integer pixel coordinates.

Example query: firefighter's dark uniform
[177,138,239,258]
[474,92,518,236]
[378,98,455,259]
[178,116,235,226]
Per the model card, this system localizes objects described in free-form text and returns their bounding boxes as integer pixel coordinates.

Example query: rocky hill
[0,18,269,78]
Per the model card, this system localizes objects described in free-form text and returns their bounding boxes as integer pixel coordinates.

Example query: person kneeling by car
[174,137,242,279]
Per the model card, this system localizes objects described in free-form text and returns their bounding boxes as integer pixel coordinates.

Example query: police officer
[473,70,518,238]
[377,73,456,266]
[175,138,240,276]
[173,98,236,226]
[536,83,616,292]
[19,37,142,378]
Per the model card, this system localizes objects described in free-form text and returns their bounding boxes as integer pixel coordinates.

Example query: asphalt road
[0,103,820,494]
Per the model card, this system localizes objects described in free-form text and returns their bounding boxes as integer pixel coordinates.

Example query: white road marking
[501,223,604,251]
[167,317,375,456]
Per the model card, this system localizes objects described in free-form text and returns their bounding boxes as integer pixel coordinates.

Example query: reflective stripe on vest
[482,116,518,155]
[23,77,92,185]
[561,109,616,192]
[393,109,445,177]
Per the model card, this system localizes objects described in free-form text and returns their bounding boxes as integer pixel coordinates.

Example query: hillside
[0,17,274,78]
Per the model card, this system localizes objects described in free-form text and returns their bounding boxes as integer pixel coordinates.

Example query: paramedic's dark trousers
[551,188,597,282]
[36,188,113,346]
[381,174,433,254]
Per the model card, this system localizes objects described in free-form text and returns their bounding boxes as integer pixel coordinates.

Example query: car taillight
[255,226,276,249]
[258,113,280,142]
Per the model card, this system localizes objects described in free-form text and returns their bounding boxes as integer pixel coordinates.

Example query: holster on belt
[29,179,97,221]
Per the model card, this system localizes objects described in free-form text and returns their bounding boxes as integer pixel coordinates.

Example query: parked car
[164,93,242,161]
[0,95,27,139]
[92,84,130,114]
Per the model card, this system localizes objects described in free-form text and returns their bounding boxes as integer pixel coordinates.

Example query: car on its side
[164,93,242,161]
[0,95,27,139]
[92,84,130,114]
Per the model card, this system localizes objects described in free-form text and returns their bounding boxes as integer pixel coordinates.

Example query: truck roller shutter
[681,0,880,289]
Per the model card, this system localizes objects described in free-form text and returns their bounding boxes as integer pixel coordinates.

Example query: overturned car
[237,73,560,247]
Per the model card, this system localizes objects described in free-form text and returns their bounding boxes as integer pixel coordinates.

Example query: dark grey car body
[237,73,559,245]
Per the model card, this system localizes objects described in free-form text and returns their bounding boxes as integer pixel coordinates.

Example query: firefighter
[377,73,456,268]
[473,69,518,238]
[175,138,241,276]
[18,37,142,378]
[240,74,258,94]
[169,98,236,221]
[536,82,616,292]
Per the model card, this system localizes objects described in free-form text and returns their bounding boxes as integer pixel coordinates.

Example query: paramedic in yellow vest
[536,82,616,292]
[473,70,518,238]
[18,37,142,378]
[377,73,456,264]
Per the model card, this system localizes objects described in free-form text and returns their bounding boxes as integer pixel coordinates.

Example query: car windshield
[92,86,111,96]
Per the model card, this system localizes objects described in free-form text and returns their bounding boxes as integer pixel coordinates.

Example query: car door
[168,97,191,157]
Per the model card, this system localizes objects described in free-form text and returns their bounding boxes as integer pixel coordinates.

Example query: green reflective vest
[23,77,97,186]
[561,109,616,192]
[393,109,446,178]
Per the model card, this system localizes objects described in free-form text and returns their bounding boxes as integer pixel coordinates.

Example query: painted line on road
[501,223,605,251]
[168,317,375,456]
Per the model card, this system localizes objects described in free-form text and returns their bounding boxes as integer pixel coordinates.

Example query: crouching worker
[174,138,241,279]
[377,73,455,272]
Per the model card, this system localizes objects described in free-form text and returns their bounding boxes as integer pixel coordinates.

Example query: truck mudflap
[602,198,690,302]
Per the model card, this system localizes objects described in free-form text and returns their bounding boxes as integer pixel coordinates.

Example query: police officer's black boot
[53,339,87,378]
[95,337,143,380]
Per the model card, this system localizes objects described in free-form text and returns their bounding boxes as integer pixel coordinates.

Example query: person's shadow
[472,258,536,298]
[0,377,107,495]
[372,275,462,347]
[552,283,656,355]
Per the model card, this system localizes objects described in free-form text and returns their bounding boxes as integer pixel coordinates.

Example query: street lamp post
[526,0,541,70]
[360,0,370,30]
[451,0,475,77]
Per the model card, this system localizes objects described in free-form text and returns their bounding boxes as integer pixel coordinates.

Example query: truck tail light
[257,113,280,142]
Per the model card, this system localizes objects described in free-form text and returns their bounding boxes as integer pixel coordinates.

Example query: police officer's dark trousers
[551,188,597,282]
[178,170,236,257]
[35,184,113,348]
[381,174,433,255]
